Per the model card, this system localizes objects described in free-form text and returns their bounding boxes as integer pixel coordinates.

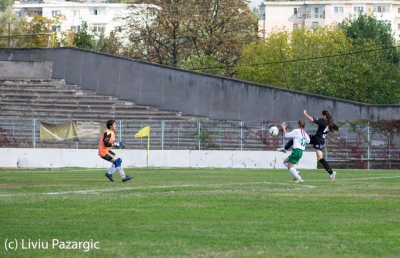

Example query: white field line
[0,168,105,173]
[1,175,399,197]
[0,181,316,197]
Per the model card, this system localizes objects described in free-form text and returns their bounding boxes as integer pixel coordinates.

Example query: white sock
[284,162,289,169]
[289,167,301,180]
[116,166,126,179]
[107,164,116,175]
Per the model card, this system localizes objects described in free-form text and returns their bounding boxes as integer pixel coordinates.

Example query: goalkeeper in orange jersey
[98,120,132,182]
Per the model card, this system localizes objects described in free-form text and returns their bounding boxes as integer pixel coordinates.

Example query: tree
[235,29,291,87]
[236,25,400,104]
[180,54,226,76]
[0,12,66,48]
[338,13,400,103]
[287,26,352,96]
[122,0,258,76]
[236,26,351,91]
[97,30,124,55]
[0,0,12,12]
[0,6,22,47]
[339,13,396,48]
[23,14,67,47]
[73,20,96,50]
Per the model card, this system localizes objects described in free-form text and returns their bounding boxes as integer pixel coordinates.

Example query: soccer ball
[268,126,279,136]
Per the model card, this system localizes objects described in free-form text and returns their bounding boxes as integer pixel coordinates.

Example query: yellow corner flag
[135,126,150,138]
[135,126,151,166]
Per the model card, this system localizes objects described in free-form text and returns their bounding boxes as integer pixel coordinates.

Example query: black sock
[319,158,333,174]
[284,139,294,150]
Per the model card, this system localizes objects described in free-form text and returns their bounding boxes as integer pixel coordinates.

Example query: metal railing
[1,118,399,169]
[0,23,54,48]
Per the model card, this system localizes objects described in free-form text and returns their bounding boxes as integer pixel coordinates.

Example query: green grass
[1,168,400,258]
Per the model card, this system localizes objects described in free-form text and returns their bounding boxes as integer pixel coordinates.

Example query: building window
[90,8,106,15]
[73,10,80,17]
[354,6,364,13]
[293,24,301,29]
[334,6,344,13]
[32,10,43,16]
[313,22,318,27]
[398,7,400,13]
[314,8,319,18]
[374,5,389,13]
[397,24,400,30]
[89,24,106,33]
[294,7,302,18]
[51,10,61,17]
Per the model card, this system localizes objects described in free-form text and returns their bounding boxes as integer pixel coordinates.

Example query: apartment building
[258,0,400,42]
[12,0,131,37]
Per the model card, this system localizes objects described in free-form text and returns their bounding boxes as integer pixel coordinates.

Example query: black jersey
[312,117,339,144]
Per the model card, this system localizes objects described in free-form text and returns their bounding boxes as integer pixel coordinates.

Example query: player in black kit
[277,110,340,182]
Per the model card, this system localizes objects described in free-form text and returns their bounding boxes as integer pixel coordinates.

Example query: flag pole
[147,134,150,166]
[134,126,150,166]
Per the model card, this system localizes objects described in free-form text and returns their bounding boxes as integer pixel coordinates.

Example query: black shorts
[101,150,116,162]
[310,136,325,151]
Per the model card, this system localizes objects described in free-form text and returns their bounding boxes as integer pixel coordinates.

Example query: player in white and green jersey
[280,120,310,183]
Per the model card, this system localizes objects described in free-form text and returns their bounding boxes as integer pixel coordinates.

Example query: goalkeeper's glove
[112,141,124,148]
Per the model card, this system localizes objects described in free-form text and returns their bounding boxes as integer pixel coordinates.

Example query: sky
[248,0,262,9]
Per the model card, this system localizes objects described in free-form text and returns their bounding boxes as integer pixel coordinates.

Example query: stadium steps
[0,79,206,149]
[0,99,151,110]
[0,78,65,84]
[0,107,185,120]
[0,78,192,121]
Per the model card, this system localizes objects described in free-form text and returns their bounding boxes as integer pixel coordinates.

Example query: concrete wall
[0,149,317,169]
[0,48,398,121]
[0,60,52,79]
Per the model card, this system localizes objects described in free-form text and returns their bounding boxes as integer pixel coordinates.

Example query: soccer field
[1,168,400,257]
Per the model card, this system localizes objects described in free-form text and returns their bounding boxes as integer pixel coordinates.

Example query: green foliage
[73,20,96,50]
[0,6,18,24]
[338,13,400,103]
[28,14,66,47]
[96,30,123,55]
[236,31,291,87]
[0,0,12,12]
[339,13,396,48]
[0,13,66,47]
[180,54,226,76]
[236,23,400,104]
[0,6,22,47]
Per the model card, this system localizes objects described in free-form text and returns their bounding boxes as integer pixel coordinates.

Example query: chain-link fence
[0,118,399,169]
